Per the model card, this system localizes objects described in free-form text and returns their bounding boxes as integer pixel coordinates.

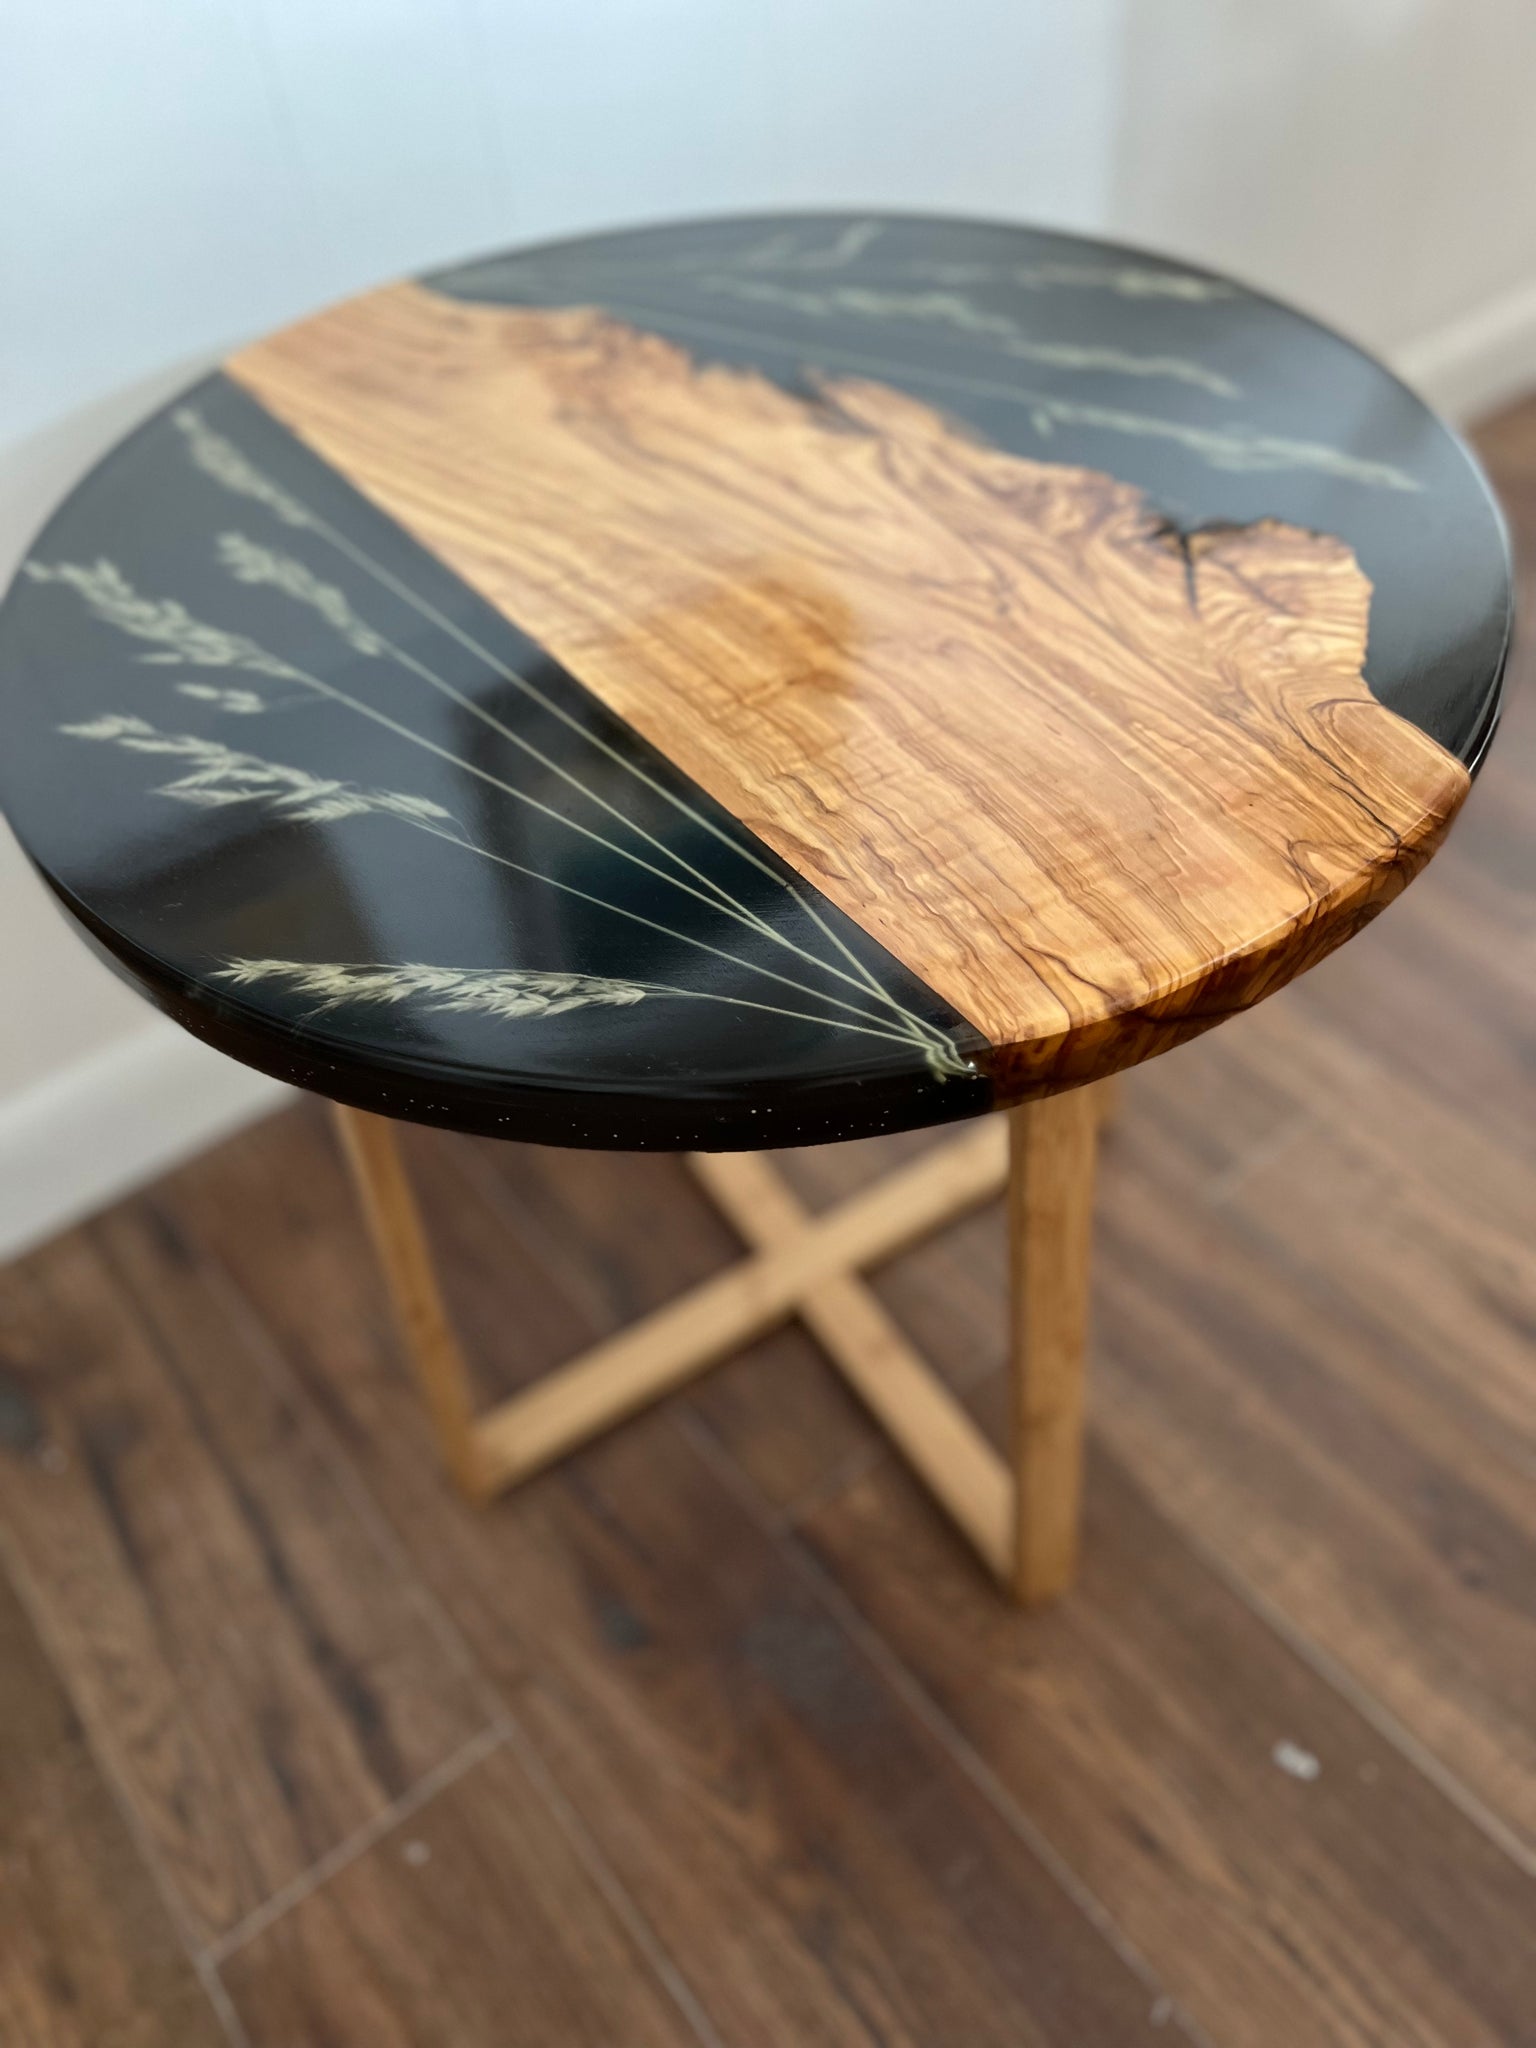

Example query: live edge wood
[231,282,1470,1094]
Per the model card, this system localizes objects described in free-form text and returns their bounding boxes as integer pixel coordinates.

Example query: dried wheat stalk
[218,956,648,1019]
[61,714,453,826]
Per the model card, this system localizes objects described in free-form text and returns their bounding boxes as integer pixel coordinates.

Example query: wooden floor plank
[0,1209,492,1945]
[1083,1079,1536,1842]
[1284,876,1536,1155]
[799,1450,1536,2048]
[220,1741,695,2048]
[0,1565,226,2048]
[158,1109,1176,2048]
[1216,1000,1536,1468]
[1089,1144,1536,1845]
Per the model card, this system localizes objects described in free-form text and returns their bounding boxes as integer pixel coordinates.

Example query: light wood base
[331,1094,1101,1604]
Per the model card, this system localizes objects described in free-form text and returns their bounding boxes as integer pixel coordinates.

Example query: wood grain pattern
[693,928,1536,1865]
[1094,1010,1536,1846]
[7,385,1533,2048]
[153,1108,1169,2048]
[148,1096,1536,2047]
[733,958,1536,1865]
[332,1103,487,1500]
[230,282,1469,1091]
[1007,1088,1099,1601]
[801,1449,1536,2048]
[0,1569,226,2048]
[221,1742,694,2048]
[0,1213,491,1945]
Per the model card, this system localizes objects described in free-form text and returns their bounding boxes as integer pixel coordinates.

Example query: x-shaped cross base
[333,1087,1103,1606]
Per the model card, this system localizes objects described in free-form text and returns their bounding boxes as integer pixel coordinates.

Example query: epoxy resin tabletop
[0,215,1510,1147]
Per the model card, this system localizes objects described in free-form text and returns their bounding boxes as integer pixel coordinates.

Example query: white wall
[2,0,1533,1256]
[1110,0,1536,419]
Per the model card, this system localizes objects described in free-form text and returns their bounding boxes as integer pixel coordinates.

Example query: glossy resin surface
[0,216,1510,1147]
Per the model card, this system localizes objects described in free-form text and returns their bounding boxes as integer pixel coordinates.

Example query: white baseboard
[0,1023,290,1263]
[1393,275,1536,425]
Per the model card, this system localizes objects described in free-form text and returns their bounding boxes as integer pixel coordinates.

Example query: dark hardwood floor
[3,398,1535,2048]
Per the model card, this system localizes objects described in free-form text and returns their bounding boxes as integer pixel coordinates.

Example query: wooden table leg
[1094,1074,1122,1131]
[330,1104,488,1503]
[1007,1087,1100,1605]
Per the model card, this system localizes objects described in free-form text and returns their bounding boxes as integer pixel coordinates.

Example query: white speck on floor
[402,1839,431,1867]
[1272,1739,1321,1781]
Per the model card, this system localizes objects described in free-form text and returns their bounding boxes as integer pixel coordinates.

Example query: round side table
[0,214,1509,1604]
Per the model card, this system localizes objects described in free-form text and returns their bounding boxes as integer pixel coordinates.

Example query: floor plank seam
[204,1722,510,1967]
[1185,1155,1536,1496]
[193,1234,728,2048]
[673,1409,1225,2048]
[1166,1516,1536,1882]
[756,1125,1536,1874]
[493,1711,731,2048]
[186,1238,511,1725]
[0,1526,253,2048]
[193,1955,258,2048]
